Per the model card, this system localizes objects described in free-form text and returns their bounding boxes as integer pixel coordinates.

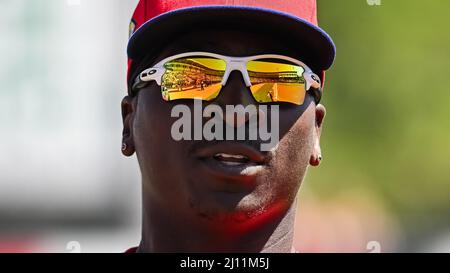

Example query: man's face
[122,27,325,233]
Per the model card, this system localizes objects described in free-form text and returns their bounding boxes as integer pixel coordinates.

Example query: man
[122,0,335,252]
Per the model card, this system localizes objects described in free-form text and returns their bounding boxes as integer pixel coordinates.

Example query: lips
[193,142,267,182]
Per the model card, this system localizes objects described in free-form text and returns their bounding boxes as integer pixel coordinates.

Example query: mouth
[213,153,251,166]
[193,142,267,182]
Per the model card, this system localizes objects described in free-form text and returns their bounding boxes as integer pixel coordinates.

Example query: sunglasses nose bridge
[222,61,251,87]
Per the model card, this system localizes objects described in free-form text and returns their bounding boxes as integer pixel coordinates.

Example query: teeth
[214,153,248,159]
[213,153,250,166]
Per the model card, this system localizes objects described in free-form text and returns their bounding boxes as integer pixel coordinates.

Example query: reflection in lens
[247,59,306,105]
[162,57,226,101]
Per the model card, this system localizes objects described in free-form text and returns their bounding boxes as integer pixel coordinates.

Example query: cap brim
[127,5,336,72]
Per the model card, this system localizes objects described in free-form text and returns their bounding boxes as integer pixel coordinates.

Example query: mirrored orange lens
[247,59,306,105]
[161,57,226,101]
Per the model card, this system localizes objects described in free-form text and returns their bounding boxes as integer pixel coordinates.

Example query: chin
[188,190,292,233]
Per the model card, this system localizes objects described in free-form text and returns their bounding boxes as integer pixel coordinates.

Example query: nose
[214,70,258,127]
[217,70,254,106]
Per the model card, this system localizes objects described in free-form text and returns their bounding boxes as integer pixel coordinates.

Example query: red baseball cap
[126,0,336,91]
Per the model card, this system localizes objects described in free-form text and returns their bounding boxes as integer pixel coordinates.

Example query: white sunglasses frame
[132,51,322,103]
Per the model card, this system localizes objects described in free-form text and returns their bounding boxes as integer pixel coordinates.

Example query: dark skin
[121,27,326,253]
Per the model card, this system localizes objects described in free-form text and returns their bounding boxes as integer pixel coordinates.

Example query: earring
[122,142,128,151]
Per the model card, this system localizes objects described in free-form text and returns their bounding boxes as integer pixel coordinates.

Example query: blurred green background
[298,0,450,250]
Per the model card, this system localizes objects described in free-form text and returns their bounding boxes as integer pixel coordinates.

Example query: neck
[137,198,297,253]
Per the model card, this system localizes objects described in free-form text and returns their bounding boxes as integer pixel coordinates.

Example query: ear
[121,95,136,157]
[309,104,326,166]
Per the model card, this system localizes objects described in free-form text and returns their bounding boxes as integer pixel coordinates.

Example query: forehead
[154,27,303,62]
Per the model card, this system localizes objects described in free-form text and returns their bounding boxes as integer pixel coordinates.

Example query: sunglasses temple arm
[131,67,159,94]
[305,72,322,104]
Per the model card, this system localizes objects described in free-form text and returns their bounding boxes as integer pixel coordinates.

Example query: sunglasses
[131,52,322,105]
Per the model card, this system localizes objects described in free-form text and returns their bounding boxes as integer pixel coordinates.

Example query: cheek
[265,106,316,200]
[133,95,168,163]
[132,92,184,193]
[283,119,314,172]
[133,89,185,155]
